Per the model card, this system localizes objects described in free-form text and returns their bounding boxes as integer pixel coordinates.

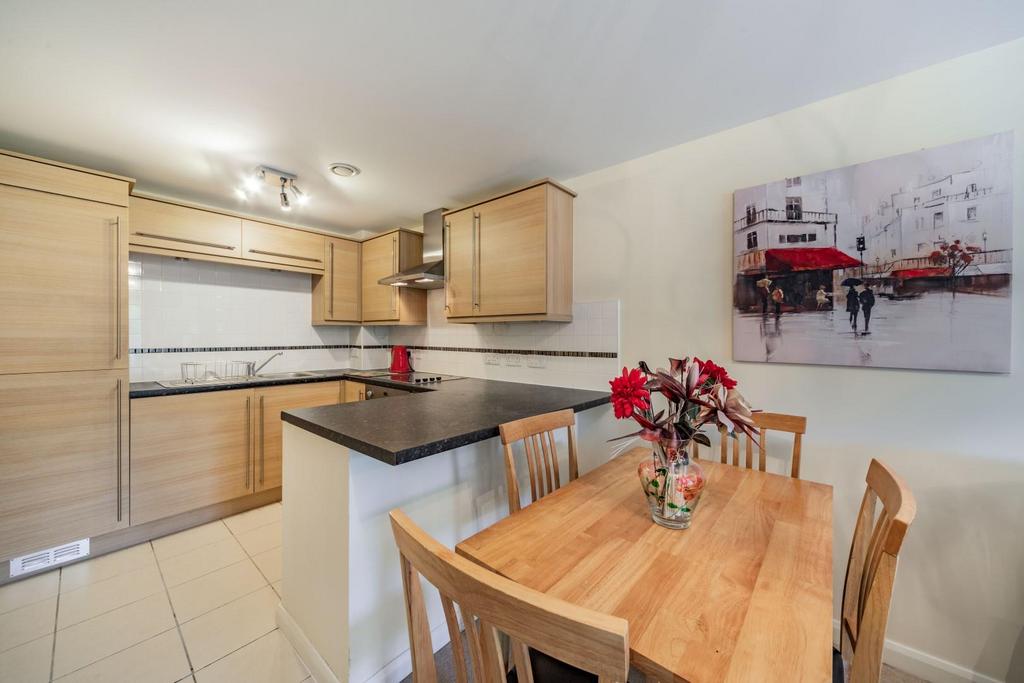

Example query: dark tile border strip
[130,344,617,359]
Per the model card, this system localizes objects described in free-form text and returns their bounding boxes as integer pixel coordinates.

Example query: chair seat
[508,648,597,683]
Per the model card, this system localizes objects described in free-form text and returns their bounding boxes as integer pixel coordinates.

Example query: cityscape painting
[732,132,1013,373]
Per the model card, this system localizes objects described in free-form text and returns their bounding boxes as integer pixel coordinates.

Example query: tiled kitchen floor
[0,503,307,683]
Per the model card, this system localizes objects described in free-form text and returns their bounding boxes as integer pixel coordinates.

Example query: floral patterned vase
[637,443,706,529]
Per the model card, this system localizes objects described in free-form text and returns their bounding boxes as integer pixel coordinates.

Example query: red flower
[694,358,737,390]
[609,367,650,419]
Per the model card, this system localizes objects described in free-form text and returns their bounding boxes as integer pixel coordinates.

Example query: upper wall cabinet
[444,179,574,323]
[361,230,426,325]
[241,219,325,272]
[313,237,361,324]
[130,197,241,258]
[0,151,131,374]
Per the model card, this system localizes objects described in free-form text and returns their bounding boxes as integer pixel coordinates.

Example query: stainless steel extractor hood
[378,207,447,289]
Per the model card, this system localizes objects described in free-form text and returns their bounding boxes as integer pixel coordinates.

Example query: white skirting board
[833,621,1005,683]
[278,602,341,683]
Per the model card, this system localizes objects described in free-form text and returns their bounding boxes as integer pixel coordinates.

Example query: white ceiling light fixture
[329,162,361,178]
[236,165,309,212]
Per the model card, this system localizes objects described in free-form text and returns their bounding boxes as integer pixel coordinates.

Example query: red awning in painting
[764,247,862,273]
[891,267,951,280]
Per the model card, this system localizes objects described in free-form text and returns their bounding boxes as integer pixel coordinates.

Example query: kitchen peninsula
[275,375,611,683]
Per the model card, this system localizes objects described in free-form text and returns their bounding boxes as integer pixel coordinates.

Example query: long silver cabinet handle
[248,248,322,263]
[132,232,236,250]
[328,242,335,316]
[113,217,121,360]
[259,396,265,486]
[115,377,123,522]
[472,213,480,309]
[245,396,251,489]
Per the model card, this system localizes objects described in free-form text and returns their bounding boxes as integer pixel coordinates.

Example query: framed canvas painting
[732,132,1013,373]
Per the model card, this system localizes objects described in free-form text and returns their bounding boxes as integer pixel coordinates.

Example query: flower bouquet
[610,357,757,529]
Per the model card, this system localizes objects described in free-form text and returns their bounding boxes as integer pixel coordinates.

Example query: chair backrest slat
[695,411,807,478]
[499,409,579,514]
[440,595,469,683]
[839,459,917,683]
[390,509,629,683]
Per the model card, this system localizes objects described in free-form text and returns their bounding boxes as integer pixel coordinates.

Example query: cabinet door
[327,238,361,321]
[255,382,341,492]
[130,197,242,258]
[344,381,366,402]
[130,389,253,525]
[445,210,476,317]
[0,370,127,560]
[477,185,548,316]
[361,234,399,321]
[242,219,326,271]
[0,185,127,374]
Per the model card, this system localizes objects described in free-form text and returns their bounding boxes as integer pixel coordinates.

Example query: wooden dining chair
[390,509,629,683]
[693,412,807,478]
[836,459,917,683]
[499,409,579,514]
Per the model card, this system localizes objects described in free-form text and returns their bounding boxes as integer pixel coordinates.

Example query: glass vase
[637,442,706,530]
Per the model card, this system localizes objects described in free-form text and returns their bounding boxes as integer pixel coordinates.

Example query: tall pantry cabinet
[0,150,132,570]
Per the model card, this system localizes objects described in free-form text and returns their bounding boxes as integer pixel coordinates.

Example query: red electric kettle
[389,345,412,373]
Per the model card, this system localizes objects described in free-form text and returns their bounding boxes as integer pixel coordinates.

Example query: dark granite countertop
[129,369,355,398]
[281,377,610,465]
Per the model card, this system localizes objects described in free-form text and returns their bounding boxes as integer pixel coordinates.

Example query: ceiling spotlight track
[237,165,308,211]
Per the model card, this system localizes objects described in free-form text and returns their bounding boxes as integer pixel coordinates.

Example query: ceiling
[2,1,1023,236]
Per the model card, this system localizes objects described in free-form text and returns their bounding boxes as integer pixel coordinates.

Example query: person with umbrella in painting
[859,283,876,334]
[843,277,863,329]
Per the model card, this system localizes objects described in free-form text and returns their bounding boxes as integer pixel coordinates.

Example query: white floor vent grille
[9,538,90,577]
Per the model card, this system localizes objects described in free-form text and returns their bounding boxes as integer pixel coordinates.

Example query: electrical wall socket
[350,348,360,358]
[484,353,501,366]
[526,355,546,368]
[503,354,522,367]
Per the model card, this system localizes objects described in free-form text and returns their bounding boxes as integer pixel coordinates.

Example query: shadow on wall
[1003,627,1024,682]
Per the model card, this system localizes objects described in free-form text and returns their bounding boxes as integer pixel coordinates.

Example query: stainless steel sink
[254,371,318,379]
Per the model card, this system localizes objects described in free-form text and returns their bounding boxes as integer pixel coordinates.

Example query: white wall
[562,39,1024,683]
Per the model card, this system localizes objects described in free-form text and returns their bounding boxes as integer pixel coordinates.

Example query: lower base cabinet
[131,389,254,526]
[130,381,344,525]
[254,382,343,491]
[0,370,128,560]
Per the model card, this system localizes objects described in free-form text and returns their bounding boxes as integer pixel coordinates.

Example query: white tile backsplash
[130,255,620,389]
[129,254,354,381]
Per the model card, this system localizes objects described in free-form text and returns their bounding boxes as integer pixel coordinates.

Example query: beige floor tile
[271,581,282,598]
[251,547,282,584]
[57,564,164,629]
[0,596,56,653]
[194,629,307,683]
[179,586,278,670]
[0,571,59,614]
[169,559,266,623]
[0,633,52,683]
[159,536,248,588]
[60,544,156,593]
[54,628,190,683]
[235,520,282,556]
[152,522,232,562]
[223,504,282,537]
[52,592,175,678]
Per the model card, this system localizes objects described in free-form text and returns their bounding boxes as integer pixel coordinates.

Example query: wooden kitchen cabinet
[312,237,361,324]
[241,219,325,271]
[344,381,366,402]
[0,184,128,374]
[0,370,128,560]
[361,230,427,324]
[130,389,254,525]
[129,196,242,259]
[443,179,574,322]
[253,382,342,492]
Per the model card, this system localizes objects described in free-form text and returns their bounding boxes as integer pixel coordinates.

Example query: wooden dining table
[455,446,834,682]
